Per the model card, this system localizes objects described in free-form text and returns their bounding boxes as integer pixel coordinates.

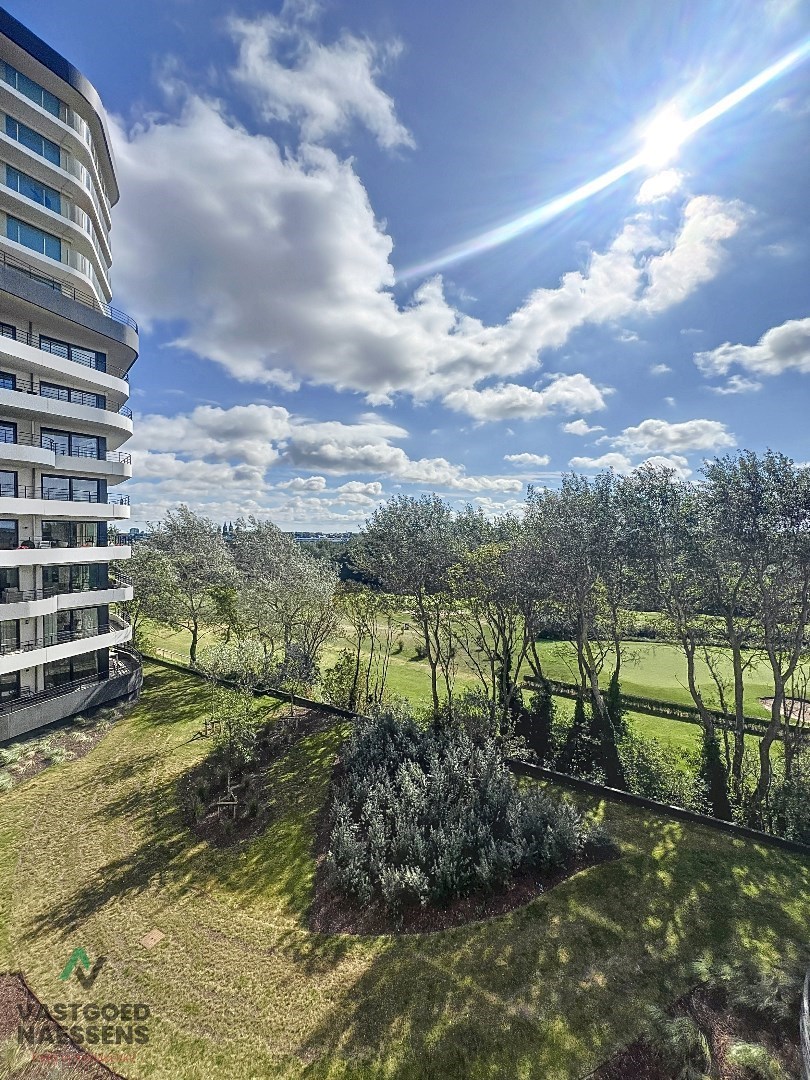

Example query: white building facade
[0,9,141,740]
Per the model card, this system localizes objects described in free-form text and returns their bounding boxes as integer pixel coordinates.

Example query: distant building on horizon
[0,8,140,739]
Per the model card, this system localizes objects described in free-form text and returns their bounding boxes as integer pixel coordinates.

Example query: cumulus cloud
[709,374,762,395]
[504,453,551,467]
[112,82,748,404]
[636,169,684,204]
[695,317,810,381]
[649,363,671,375]
[561,419,605,436]
[230,8,413,150]
[612,418,735,454]
[444,374,608,422]
[569,452,633,472]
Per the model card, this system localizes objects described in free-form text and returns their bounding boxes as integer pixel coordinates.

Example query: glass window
[0,521,17,549]
[0,324,15,339]
[6,215,61,261]
[71,607,100,638]
[0,619,19,653]
[75,521,98,547]
[40,428,67,454]
[39,336,105,372]
[39,381,104,409]
[43,656,71,688]
[41,520,69,546]
[42,475,69,501]
[4,115,61,164]
[0,567,19,591]
[70,651,98,679]
[42,564,69,596]
[0,671,19,701]
[3,63,63,117]
[70,434,99,459]
[0,371,15,392]
[6,165,61,212]
[0,422,15,445]
[70,478,99,503]
[39,382,69,403]
[0,470,17,497]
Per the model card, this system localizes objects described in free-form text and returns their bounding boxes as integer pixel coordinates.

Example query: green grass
[0,662,807,1078]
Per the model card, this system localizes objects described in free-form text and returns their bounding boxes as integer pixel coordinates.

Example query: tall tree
[144,505,235,664]
[356,494,461,714]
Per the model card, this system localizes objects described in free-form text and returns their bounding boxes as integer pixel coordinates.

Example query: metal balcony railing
[0,324,130,380]
[0,429,131,464]
[0,247,136,330]
[0,484,129,505]
[0,580,129,604]
[0,370,132,418]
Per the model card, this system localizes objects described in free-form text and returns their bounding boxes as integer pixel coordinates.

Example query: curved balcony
[0,431,132,479]
[0,582,132,620]
[0,614,132,675]
[0,544,131,569]
[0,485,130,520]
[0,324,132,387]
[0,381,132,446]
[0,246,136,331]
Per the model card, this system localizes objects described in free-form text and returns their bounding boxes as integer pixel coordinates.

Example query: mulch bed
[0,973,126,1078]
[593,985,800,1079]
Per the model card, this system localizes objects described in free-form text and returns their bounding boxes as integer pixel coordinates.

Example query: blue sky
[10,0,810,529]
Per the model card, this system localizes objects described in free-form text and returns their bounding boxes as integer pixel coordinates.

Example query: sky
[8,0,810,530]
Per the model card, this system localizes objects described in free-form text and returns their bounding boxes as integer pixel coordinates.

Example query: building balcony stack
[0,9,141,740]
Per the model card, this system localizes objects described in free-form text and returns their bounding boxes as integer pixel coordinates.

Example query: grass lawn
[0,663,807,1078]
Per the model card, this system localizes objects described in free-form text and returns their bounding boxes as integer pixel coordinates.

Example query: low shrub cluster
[325,711,613,916]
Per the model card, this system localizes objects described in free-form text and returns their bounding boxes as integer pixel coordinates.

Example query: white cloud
[649,363,671,375]
[640,454,692,479]
[276,475,327,491]
[561,419,605,436]
[229,9,413,150]
[636,169,684,204]
[504,453,551,467]
[709,374,763,395]
[112,86,749,404]
[612,418,735,454]
[695,316,810,379]
[444,374,608,422]
[568,452,633,472]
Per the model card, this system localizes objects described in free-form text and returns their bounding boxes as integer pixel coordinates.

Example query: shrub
[0,772,13,793]
[325,710,610,917]
[321,650,359,710]
[619,733,701,810]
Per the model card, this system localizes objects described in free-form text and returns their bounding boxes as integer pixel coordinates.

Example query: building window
[41,429,100,459]
[0,421,15,445]
[39,381,105,410]
[39,336,106,372]
[0,521,17,549]
[42,564,68,597]
[41,476,100,503]
[0,671,19,701]
[2,63,63,117]
[0,470,17,497]
[4,115,61,165]
[0,619,19,654]
[0,324,16,339]
[6,214,61,261]
[0,567,19,593]
[0,371,16,391]
[41,520,99,547]
[44,652,99,689]
[6,165,61,213]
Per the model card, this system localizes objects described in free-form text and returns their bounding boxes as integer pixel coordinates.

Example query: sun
[639,105,690,169]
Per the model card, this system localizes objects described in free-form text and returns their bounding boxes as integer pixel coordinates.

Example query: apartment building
[0,8,140,740]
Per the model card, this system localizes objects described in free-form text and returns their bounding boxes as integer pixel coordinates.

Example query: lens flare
[398,37,810,282]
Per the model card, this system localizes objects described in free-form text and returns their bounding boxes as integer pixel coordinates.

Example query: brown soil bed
[761,695,810,723]
[0,973,126,1078]
[308,762,617,935]
[593,985,800,1079]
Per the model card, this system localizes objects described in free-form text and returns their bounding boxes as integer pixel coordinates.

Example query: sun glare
[639,105,690,168]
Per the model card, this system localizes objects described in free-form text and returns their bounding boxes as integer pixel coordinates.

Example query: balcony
[0,544,131,569]
[0,485,130,521]
[0,581,133,619]
[0,248,136,331]
[0,611,132,675]
[0,431,132,478]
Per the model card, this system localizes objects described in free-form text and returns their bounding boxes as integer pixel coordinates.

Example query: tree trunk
[190,621,199,664]
[727,617,746,794]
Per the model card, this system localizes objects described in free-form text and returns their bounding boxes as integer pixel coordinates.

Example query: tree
[143,505,234,663]
[356,495,461,714]
[122,545,175,650]
[336,586,400,710]
[702,451,810,821]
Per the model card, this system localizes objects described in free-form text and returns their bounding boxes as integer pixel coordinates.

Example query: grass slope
[0,664,807,1078]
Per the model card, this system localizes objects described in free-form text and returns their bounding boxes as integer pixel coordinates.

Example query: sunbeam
[398,37,810,282]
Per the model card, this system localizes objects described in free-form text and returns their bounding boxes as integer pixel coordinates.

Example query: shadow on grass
[295,809,810,1079]
[21,665,345,940]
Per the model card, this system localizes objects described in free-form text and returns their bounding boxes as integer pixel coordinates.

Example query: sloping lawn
[1,663,805,1079]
